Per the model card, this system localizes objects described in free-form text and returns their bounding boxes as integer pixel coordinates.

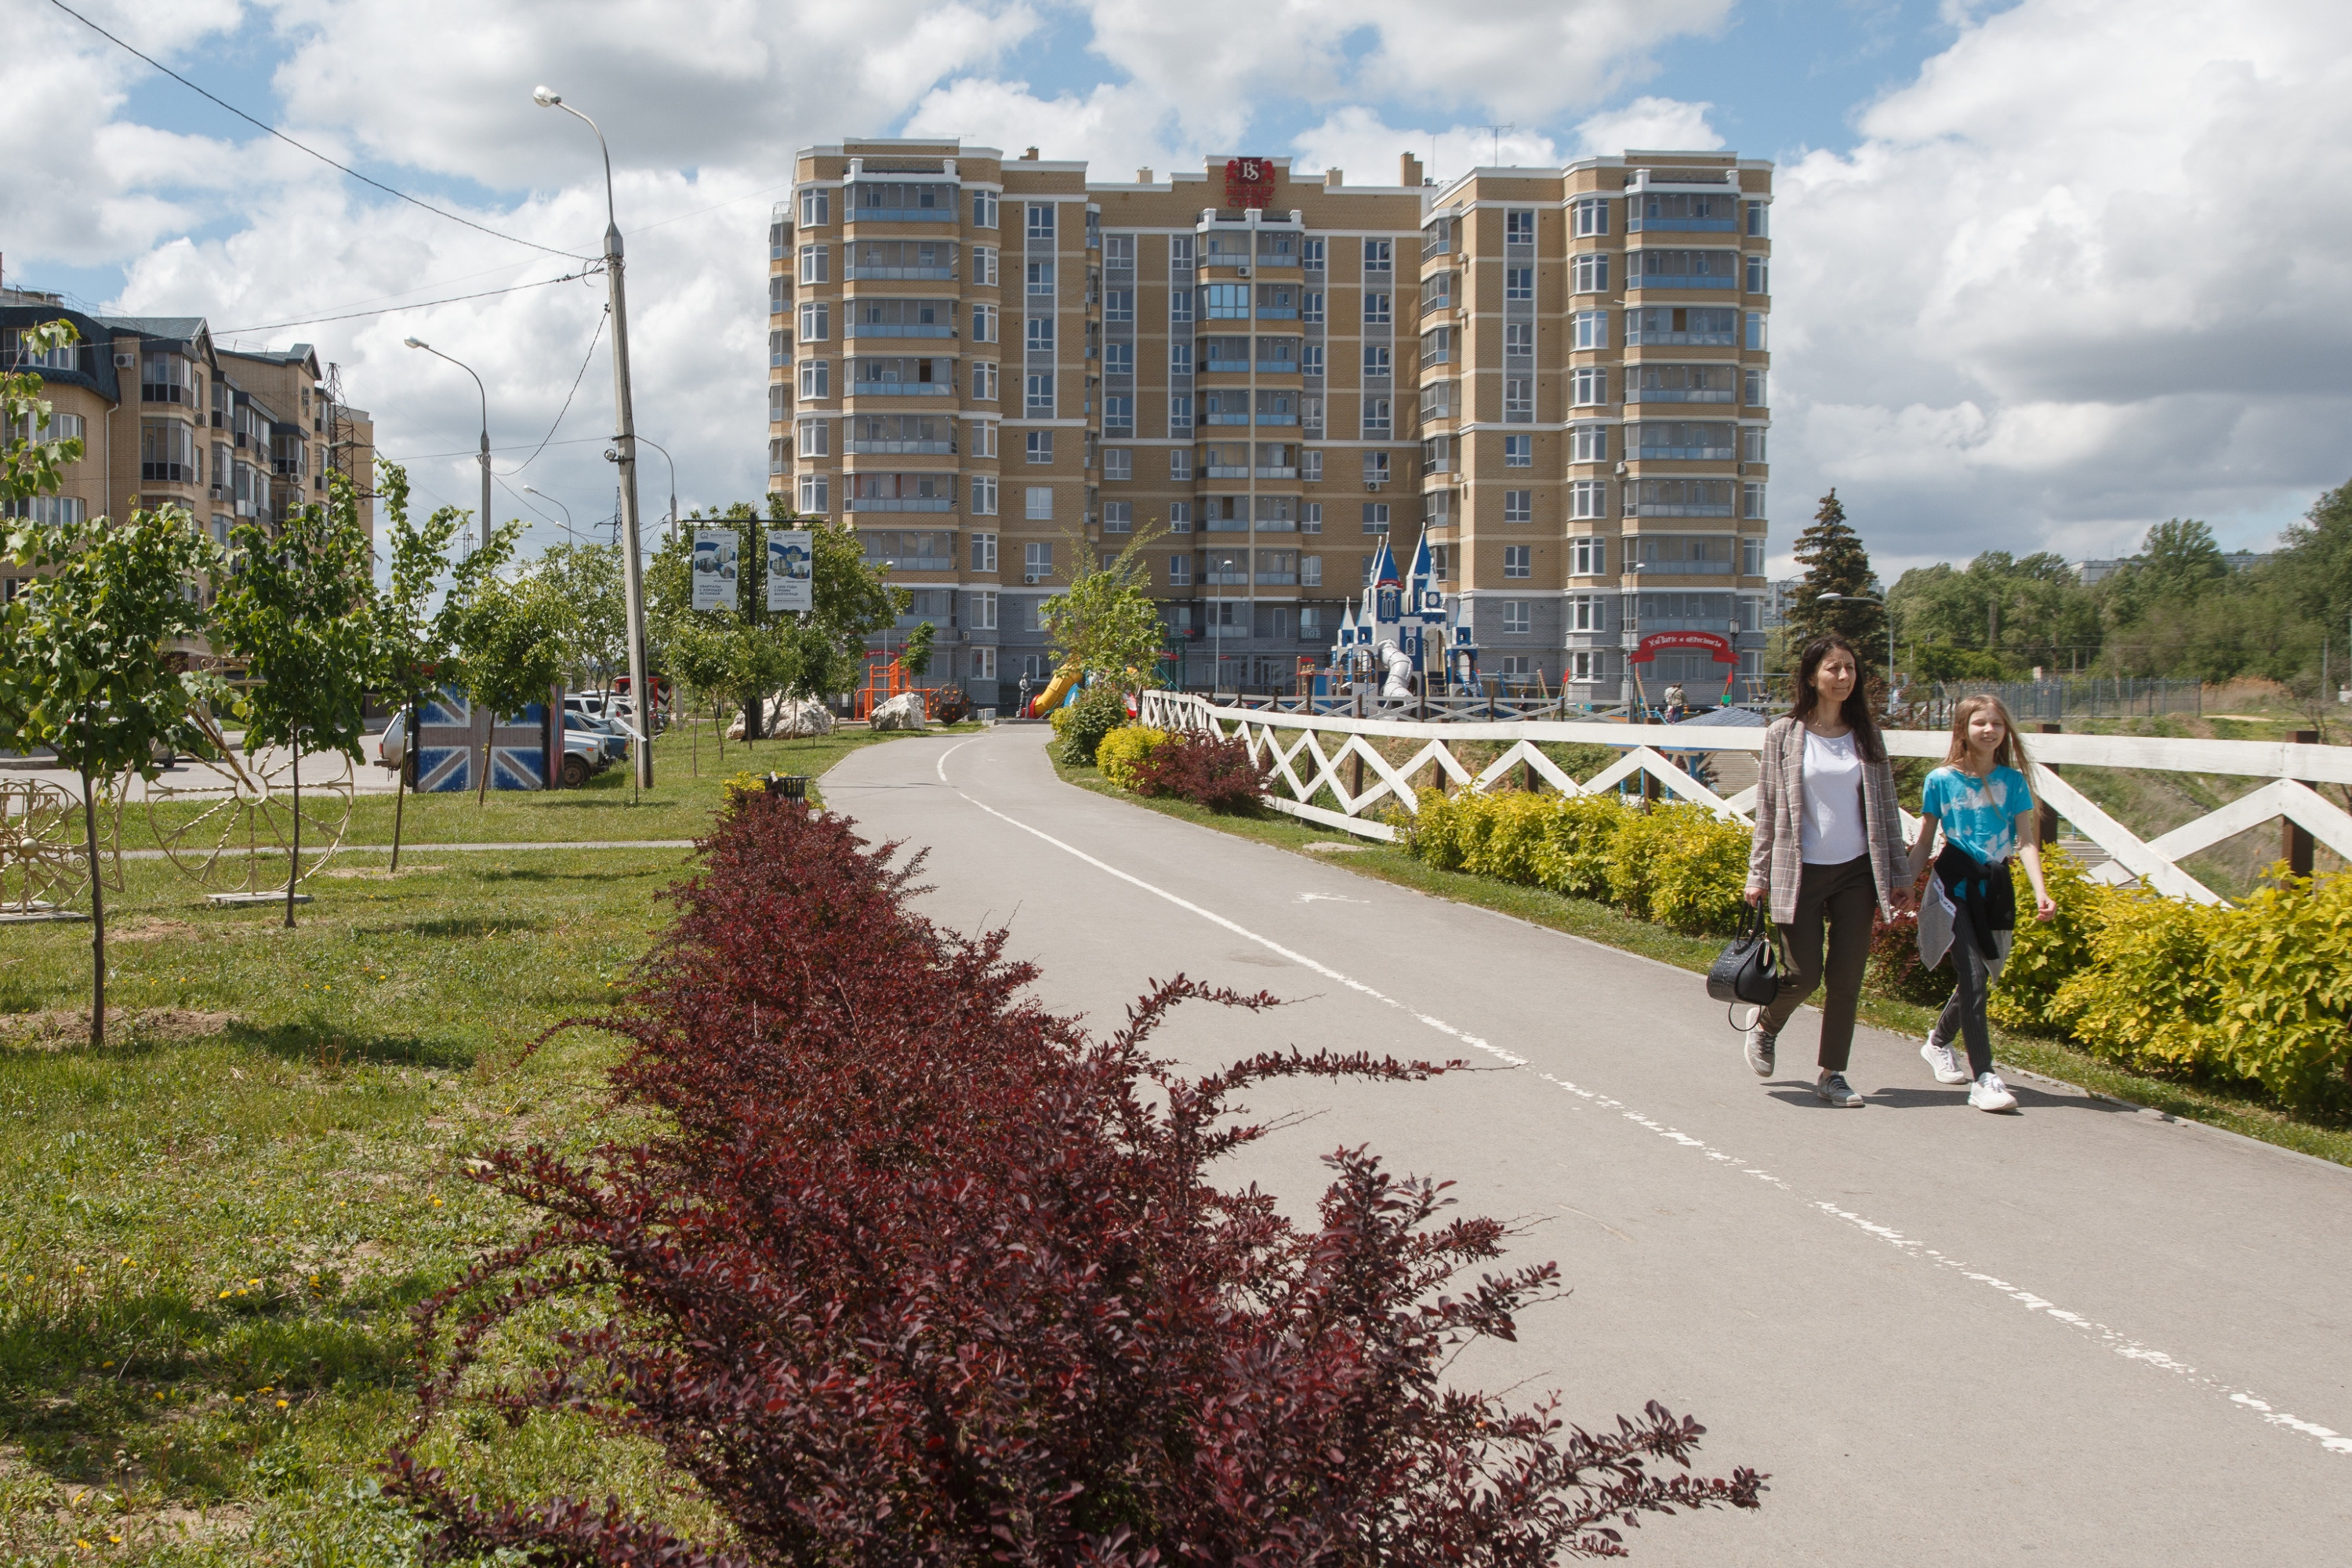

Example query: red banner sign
[1224,157,1275,209]
[1631,630,1736,665]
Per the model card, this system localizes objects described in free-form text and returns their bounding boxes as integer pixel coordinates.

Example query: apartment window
[797,417,829,456]
[1025,372,1054,415]
[1168,553,1192,586]
[1570,424,1607,463]
[1105,289,1134,322]
[1570,651,1596,682]
[1362,397,1391,437]
[1293,343,1319,379]
[1104,396,1134,434]
[1746,201,1769,238]
[1363,292,1391,325]
[1505,266,1534,301]
[768,384,789,423]
[799,300,829,342]
[1504,434,1531,467]
[765,438,784,474]
[1156,448,1187,485]
[1430,546,1452,581]
[1302,502,1322,534]
[973,361,999,401]
[1572,536,1607,575]
[1102,448,1133,481]
[1359,554,1376,586]
[769,276,789,315]
[1168,501,1192,533]
[1746,311,1768,350]
[1504,495,1532,527]
[798,359,830,399]
[1103,342,1133,375]
[1170,394,1192,433]
[1301,394,1324,435]
[1745,368,1768,407]
[1302,291,1324,324]
[1573,198,1610,237]
[1571,253,1609,292]
[973,246,999,285]
[1569,593,1605,632]
[764,215,785,257]
[1026,260,1054,298]
[800,188,830,227]
[799,244,829,284]
[1573,310,1608,350]
[1025,317,1054,353]
[967,579,999,625]
[1363,238,1392,271]
[1103,500,1133,534]
[1504,379,1533,423]
[1502,601,1530,634]
[1571,366,1607,406]
[1505,209,1535,244]
[971,303,997,343]
[1018,486,1051,522]
[1301,554,1323,586]
[1742,426,1767,463]
[1361,503,1389,535]
[1743,537,1766,576]
[1363,344,1391,378]
[1025,430,1054,464]
[1026,203,1054,239]
[1171,289,1194,324]
[768,328,789,368]
[1170,235,1195,270]
[1024,541,1052,580]
[1746,255,1770,295]
[1420,380,1457,422]
[1203,284,1250,319]
[1504,322,1533,360]
[1363,452,1389,485]
[797,473,829,514]
[1570,481,1609,520]
[1744,482,1768,519]
[971,477,999,517]
[1105,234,1135,266]
[969,419,999,458]
[1303,238,1326,269]
[1087,209,1101,249]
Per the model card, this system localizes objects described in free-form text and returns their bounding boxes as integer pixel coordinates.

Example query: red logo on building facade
[1631,630,1737,665]
[1224,157,1275,209]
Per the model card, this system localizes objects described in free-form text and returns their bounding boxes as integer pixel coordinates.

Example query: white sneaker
[1969,1071,2018,1112]
[1922,1035,1969,1085]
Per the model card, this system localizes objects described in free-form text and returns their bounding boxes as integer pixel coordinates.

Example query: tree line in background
[1782,481,2352,693]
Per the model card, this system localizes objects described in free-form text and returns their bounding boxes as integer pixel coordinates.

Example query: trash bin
[764,774,809,801]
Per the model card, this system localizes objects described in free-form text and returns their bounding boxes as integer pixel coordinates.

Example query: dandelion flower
[275,1399,288,1409]
[219,1289,231,1300]
[248,1278,260,1287]
[431,1196,444,1207]
[233,1396,245,1404]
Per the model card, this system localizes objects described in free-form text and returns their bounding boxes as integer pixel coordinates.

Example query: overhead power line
[504,307,609,476]
[217,268,601,333]
[49,0,594,263]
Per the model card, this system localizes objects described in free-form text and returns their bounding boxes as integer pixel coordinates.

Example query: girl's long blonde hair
[1944,693,2039,810]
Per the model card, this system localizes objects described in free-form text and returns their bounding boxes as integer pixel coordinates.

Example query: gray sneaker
[1816,1072,1864,1107]
[1744,1020,1777,1077]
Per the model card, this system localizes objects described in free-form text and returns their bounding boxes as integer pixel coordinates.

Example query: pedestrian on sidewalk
[1743,635,1915,1105]
[1907,695,2057,1112]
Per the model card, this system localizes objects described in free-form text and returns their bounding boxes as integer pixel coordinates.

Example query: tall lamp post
[401,338,489,547]
[634,434,678,545]
[1818,593,1896,699]
[535,85,653,786]
[523,485,573,547]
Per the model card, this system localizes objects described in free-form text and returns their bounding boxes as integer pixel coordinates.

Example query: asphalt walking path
[824,724,2351,1566]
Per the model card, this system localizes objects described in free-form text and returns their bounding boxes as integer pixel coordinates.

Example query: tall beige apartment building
[767,140,1771,707]
[2,289,376,610]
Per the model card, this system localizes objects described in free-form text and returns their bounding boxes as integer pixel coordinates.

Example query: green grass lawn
[0,724,971,1563]
[1052,756,2352,1171]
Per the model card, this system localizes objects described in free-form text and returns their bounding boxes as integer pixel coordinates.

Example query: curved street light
[632,434,678,545]
[401,337,490,550]
[535,84,653,786]
[522,485,574,548]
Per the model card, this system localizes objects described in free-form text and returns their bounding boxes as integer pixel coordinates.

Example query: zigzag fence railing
[1138,691,2352,906]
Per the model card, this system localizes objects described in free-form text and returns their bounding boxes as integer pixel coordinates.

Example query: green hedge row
[1390,786,2352,1114]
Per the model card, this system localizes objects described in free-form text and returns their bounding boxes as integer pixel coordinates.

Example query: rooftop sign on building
[1223,158,1275,209]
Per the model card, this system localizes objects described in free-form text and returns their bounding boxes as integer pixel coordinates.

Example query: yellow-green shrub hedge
[1097,726,1171,789]
[1399,788,1743,935]
[1986,847,2102,1036]
[1602,800,1751,935]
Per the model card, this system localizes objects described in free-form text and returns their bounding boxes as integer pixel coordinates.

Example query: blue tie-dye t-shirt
[1922,764,2033,865]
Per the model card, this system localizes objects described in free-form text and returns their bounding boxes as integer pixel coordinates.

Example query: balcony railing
[842,265,956,280]
[1628,387,1735,403]
[1203,357,1250,372]
[844,440,955,455]
[1634,442,1736,460]
[851,379,953,395]
[845,323,955,339]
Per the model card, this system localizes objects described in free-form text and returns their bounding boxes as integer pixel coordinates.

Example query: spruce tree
[1787,488,1887,656]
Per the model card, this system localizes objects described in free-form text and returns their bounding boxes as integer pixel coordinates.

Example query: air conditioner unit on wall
[1365,481,1383,491]
[1025,573,1040,584]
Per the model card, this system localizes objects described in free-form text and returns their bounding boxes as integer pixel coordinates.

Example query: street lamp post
[535,85,653,787]
[1818,593,1897,698]
[401,338,489,548]
[634,434,678,546]
[523,485,573,547]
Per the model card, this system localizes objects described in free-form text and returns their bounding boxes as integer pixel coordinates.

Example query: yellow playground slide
[1028,659,1082,717]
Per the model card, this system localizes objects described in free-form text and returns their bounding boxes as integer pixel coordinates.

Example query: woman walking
[1907,695,2057,1112]
[1743,635,1915,1105]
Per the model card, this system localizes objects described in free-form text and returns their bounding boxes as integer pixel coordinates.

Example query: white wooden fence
[1138,691,2352,906]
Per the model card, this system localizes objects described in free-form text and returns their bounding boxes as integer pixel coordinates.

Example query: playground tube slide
[1028,660,1082,717]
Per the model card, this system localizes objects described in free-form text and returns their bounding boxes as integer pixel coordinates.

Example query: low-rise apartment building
[2,289,376,608]
[765,139,1772,709]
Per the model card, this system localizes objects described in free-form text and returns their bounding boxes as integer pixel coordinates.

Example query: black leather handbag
[1707,902,1783,1016]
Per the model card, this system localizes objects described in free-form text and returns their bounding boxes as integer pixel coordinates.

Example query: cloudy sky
[7,0,2349,575]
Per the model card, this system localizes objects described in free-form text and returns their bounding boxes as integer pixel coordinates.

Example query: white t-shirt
[1800,728,1868,865]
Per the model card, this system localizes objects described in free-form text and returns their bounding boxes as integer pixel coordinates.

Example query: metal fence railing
[1913,678,2202,726]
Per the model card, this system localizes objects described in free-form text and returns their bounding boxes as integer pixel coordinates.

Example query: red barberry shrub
[386,795,1764,1564]
[1867,910,1956,1007]
[1128,731,1271,811]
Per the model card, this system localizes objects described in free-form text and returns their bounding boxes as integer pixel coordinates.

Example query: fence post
[2286,730,2318,877]
[2037,723,2061,848]
[1350,746,1365,804]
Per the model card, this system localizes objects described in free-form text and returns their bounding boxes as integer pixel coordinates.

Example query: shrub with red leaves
[1127,731,1271,811]
[386,795,1765,1565]
[1867,910,1956,1007]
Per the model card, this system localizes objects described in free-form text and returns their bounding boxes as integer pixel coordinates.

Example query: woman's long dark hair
[1790,633,1885,762]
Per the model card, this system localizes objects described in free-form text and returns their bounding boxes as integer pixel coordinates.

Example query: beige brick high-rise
[765,140,1769,708]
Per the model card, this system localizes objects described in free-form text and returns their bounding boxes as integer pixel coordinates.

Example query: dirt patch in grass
[0,1007,238,1049]
[318,864,448,879]
[108,917,202,943]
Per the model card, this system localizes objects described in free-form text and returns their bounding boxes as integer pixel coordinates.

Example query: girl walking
[1907,695,2057,1112]
[1743,635,1915,1105]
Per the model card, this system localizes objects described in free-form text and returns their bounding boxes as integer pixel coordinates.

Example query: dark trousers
[1934,902,1998,1080]
[1762,855,1877,1073]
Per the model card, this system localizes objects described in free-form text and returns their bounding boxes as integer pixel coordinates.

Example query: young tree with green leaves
[534,539,626,697]
[452,564,571,806]
[1784,489,1887,656]
[367,461,517,870]
[1040,526,1169,687]
[212,472,377,927]
[2,320,84,503]
[900,619,936,681]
